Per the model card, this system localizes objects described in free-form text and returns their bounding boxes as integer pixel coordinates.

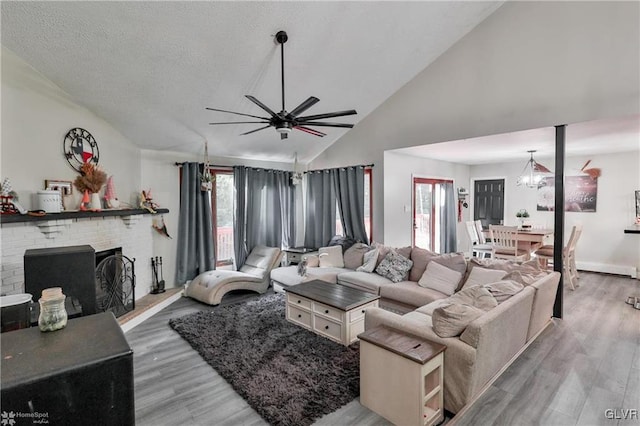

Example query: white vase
[90,192,102,211]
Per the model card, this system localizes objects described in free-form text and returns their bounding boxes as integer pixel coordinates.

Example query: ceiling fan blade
[245,95,278,118]
[296,109,357,121]
[209,121,270,125]
[289,97,320,117]
[296,121,354,128]
[205,107,269,121]
[240,125,272,136]
[294,126,326,137]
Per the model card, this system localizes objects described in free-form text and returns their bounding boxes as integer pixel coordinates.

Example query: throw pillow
[357,248,379,273]
[483,280,525,303]
[501,270,548,286]
[375,250,413,283]
[418,261,463,296]
[319,246,344,268]
[302,254,319,268]
[449,286,498,311]
[343,243,370,270]
[461,267,508,289]
[432,303,485,338]
[371,243,411,268]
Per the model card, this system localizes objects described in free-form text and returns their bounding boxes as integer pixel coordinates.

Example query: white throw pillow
[462,267,508,290]
[319,246,344,268]
[418,261,463,296]
[356,248,379,273]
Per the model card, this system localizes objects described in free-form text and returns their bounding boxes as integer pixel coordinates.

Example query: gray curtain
[440,182,457,253]
[176,162,215,283]
[304,170,336,248]
[233,166,248,268]
[234,166,294,267]
[334,166,368,243]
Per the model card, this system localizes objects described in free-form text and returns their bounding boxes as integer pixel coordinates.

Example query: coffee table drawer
[288,305,312,329]
[287,294,312,310]
[313,301,343,322]
[314,316,342,342]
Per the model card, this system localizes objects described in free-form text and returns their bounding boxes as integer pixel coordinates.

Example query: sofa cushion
[418,261,463,296]
[271,265,346,287]
[461,267,508,289]
[337,271,393,294]
[484,280,524,303]
[409,247,439,282]
[468,258,542,274]
[357,248,379,273]
[319,246,344,268]
[502,270,549,286]
[380,281,449,307]
[343,243,370,270]
[432,303,486,338]
[450,286,498,311]
[375,250,413,283]
[302,253,319,267]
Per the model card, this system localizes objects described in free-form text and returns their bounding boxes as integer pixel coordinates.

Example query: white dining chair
[465,221,492,258]
[489,225,530,262]
[534,224,582,290]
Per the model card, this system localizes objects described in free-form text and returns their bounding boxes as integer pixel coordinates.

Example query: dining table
[483,228,554,259]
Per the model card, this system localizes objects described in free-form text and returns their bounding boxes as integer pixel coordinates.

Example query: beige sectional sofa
[270,243,561,415]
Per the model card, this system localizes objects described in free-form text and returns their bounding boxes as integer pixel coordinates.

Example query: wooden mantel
[0,208,169,226]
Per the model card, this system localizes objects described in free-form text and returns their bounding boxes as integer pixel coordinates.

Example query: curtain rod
[306,164,374,173]
[174,162,232,169]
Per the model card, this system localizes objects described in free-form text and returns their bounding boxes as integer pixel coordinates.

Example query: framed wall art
[537,176,598,212]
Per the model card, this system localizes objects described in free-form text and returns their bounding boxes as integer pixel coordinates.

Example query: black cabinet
[1,312,134,425]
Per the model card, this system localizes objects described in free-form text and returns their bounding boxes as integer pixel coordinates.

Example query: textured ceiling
[1,1,502,163]
[394,115,640,165]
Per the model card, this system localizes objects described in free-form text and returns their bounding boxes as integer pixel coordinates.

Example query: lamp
[516,150,551,188]
[291,152,303,186]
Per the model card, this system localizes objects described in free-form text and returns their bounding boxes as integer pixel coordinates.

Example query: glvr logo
[0,411,16,426]
[605,409,639,420]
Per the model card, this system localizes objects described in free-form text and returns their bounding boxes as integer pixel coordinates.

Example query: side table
[359,325,446,426]
[282,247,317,266]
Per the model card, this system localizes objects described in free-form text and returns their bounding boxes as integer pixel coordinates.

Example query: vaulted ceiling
[1,1,502,163]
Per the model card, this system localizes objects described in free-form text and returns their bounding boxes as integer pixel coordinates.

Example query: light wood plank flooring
[126,272,639,425]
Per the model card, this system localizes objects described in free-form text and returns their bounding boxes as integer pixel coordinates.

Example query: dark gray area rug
[169,293,359,426]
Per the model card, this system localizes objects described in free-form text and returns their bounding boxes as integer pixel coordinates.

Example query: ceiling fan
[206,30,357,140]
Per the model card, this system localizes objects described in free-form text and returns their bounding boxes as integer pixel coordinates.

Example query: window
[335,168,373,241]
[209,169,234,266]
[413,177,452,252]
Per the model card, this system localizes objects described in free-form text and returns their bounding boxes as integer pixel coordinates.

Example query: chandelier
[516,150,552,188]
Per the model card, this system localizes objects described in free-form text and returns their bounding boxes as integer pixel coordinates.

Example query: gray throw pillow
[375,250,413,283]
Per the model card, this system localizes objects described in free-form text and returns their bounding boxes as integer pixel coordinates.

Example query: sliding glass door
[209,170,234,267]
[413,178,452,252]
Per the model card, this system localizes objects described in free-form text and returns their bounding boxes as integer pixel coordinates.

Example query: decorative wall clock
[63,127,100,172]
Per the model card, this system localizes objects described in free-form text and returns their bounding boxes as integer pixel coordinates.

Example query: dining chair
[465,221,492,258]
[534,224,582,290]
[489,225,530,262]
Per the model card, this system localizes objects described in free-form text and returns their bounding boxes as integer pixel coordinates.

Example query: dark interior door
[474,179,504,229]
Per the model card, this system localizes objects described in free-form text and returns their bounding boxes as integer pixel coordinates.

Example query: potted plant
[516,209,530,228]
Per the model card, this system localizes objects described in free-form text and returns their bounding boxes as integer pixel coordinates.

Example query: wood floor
[125,272,640,425]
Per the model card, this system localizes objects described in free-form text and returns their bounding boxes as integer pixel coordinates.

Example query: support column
[553,124,566,319]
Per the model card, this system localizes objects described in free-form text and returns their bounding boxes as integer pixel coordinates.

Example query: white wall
[470,150,640,277]
[1,48,142,210]
[310,2,640,242]
[383,151,470,251]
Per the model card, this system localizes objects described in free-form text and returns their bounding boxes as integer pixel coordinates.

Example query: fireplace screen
[95,254,135,318]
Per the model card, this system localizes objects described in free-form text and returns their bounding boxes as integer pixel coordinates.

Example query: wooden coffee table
[284,280,380,346]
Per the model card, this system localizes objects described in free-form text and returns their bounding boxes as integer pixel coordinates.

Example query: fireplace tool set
[151,257,166,294]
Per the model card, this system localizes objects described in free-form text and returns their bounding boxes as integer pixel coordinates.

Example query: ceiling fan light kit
[207,30,357,140]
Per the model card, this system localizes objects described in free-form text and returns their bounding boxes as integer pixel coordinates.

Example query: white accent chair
[489,225,530,262]
[185,245,282,305]
[465,220,492,258]
[534,224,582,290]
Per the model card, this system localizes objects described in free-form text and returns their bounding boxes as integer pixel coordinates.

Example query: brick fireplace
[1,214,155,300]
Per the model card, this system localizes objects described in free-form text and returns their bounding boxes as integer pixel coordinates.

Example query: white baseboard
[576,261,637,279]
[121,290,183,333]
